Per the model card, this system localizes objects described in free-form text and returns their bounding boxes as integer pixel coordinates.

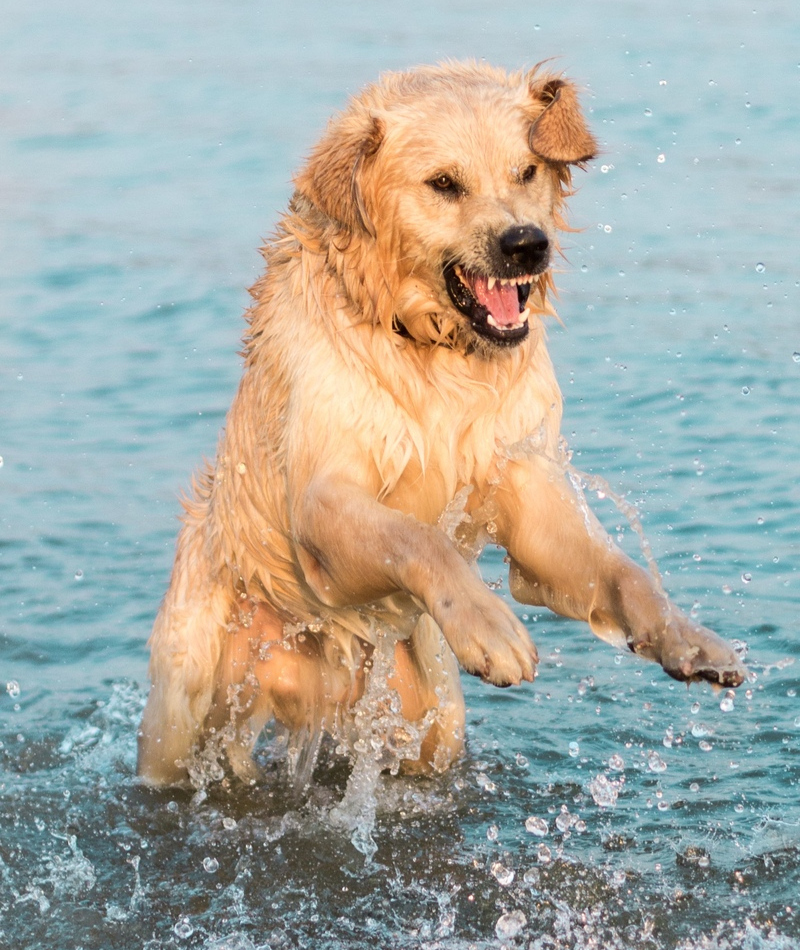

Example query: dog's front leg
[292,479,538,686]
[494,457,745,687]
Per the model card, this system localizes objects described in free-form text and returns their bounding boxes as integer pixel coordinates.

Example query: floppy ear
[294,110,384,235]
[527,75,597,164]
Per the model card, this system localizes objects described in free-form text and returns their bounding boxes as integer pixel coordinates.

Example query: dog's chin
[443,264,536,349]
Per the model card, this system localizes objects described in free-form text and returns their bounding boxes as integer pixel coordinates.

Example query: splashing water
[560,445,666,595]
[589,773,625,808]
[499,432,667,596]
[328,629,437,861]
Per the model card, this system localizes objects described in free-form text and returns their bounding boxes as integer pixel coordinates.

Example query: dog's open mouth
[444,265,533,345]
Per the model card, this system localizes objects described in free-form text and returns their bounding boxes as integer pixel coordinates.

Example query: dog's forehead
[382,86,534,171]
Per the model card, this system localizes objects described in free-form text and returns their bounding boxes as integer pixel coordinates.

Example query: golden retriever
[137,61,745,787]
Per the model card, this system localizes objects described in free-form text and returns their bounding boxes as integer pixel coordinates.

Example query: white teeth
[487,276,496,291]
[454,265,463,277]
[485,312,530,332]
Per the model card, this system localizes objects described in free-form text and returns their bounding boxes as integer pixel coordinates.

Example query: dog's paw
[435,589,538,687]
[637,618,746,688]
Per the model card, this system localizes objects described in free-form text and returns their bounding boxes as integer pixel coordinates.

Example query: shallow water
[1,0,799,947]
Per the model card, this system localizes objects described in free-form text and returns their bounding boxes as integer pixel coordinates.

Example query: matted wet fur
[138,61,745,787]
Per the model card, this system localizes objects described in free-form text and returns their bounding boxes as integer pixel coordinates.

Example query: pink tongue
[470,275,522,327]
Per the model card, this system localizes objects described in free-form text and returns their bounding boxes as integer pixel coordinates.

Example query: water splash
[328,628,436,861]
[561,451,665,596]
[589,773,625,808]
[496,908,527,939]
[498,433,667,596]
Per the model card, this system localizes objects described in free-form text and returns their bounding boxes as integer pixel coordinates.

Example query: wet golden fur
[138,61,744,787]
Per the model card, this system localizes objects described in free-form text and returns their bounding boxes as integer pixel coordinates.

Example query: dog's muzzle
[444,225,550,346]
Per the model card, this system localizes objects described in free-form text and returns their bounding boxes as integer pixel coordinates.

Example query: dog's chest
[371,359,562,524]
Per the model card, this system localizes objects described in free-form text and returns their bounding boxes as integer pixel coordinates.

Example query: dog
[137,61,745,787]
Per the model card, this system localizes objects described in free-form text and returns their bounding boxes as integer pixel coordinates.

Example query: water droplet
[0,456,4,468]
[495,910,527,940]
[525,816,549,837]
[657,153,666,163]
[173,918,194,939]
[722,584,732,595]
[568,741,580,757]
[555,808,572,833]
[537,843,552,864]
[491,861,515,886]
[589,773,621,808]
[486,824,499,841]
[699,740,713,752]
[202,856,219,873]
[734,802,745,813]
[720,695,735,713]
[601,164,611,173]
[222,817,237,830]
[522,867,540,886]
[647,751,667,773]
[792,352,800,363]
[6,681,20,698]
[608,753,625,771]
[755,262,765,273]
[581,263,588,272]
[691,723,713,738]
[603,224,612,233]
[741,572,752,584]
[742,386,750,395]
[659,79,667,86]
[644,108,652,116]
[74,569,84,581]
[477,773,496,792]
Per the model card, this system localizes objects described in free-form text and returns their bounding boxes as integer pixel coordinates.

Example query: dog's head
[294,62,596,355]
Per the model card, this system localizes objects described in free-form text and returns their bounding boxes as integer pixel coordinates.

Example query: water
[1,0,799,947]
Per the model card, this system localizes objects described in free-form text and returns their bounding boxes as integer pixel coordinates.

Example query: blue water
[2,1,799,947]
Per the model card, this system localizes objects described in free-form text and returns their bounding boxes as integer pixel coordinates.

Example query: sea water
[1,0,799,947]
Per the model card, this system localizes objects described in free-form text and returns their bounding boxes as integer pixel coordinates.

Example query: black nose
[498,225,549,271]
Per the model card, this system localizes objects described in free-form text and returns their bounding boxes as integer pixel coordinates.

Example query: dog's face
[295,63,597,354]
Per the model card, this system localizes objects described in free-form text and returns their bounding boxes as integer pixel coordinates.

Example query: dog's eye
[427,174,462,197]
[520,164,538,184]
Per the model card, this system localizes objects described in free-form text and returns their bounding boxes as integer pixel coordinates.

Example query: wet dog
[138,61,745,787]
